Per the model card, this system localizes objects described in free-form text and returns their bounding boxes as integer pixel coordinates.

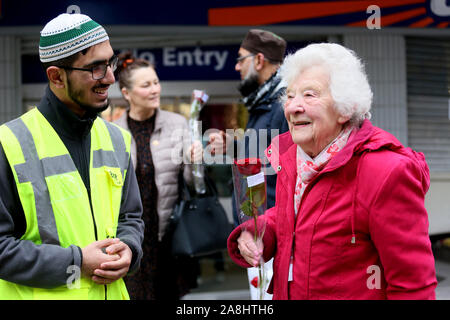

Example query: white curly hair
[279,43,372,126]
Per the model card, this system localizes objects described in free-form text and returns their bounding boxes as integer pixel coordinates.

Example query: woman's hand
[208,131,227,155]
[189,140,203,164]
[237,231,264,267]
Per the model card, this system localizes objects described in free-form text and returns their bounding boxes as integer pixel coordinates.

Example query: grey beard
[237,73,260,97]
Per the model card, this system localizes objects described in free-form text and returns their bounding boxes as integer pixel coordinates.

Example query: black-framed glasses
[61,55,118,80]
[236,54,255,63]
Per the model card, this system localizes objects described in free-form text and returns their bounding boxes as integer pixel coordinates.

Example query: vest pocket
[104,167,123,187]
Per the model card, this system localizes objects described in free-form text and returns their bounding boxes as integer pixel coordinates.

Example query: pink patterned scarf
[294,125,354,216]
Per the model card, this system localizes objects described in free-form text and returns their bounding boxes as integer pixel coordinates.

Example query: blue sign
[22,42,309,83]
[132,45,240,81]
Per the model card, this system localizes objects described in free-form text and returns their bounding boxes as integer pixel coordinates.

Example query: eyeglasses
[236,54,255,63]
[60,55,118,80]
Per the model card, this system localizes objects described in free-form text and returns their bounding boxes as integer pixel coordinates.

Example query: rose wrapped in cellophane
[189,89,209,194]
[232,157,267,299]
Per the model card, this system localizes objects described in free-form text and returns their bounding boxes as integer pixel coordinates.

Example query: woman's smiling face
[284,65,348,157]
[126,66,161,112]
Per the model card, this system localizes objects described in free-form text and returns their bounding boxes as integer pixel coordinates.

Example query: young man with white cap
[0,13,144,300]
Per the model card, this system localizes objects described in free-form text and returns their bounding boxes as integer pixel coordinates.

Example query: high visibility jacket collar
[38,86,97,139]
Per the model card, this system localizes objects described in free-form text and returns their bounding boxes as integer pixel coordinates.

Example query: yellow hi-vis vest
[0,108,132,300]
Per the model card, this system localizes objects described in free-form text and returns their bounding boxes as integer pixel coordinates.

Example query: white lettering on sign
[431,0,450,17]
[138,51,155,65]
[163,47,228,71]
[163,47,177,66]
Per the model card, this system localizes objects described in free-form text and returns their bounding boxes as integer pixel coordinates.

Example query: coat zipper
[291,163,341,298]
[86,187,107,299]
[86,186,98,241]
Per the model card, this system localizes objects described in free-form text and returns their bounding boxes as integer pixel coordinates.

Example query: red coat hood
[266,119,430,194]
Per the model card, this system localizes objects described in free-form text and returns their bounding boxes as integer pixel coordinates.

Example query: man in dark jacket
[0,13,144,299]
[208,29,288,300]
[209,29,289,224]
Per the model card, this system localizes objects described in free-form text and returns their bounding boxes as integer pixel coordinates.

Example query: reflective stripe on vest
[5,117,72,244]
[93,121,129,178]
[0,108,131,300]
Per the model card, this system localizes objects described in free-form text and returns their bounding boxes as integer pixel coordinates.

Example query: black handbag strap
[202,170,219,198]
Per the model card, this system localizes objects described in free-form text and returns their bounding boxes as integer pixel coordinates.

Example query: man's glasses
[61,55,118,80]
[236,54,255,63]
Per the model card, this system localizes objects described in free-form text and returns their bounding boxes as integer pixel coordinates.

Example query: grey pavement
[435,259,450,300]
[183,245,450,300]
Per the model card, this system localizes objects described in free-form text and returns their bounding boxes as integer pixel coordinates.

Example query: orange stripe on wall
[346,20,367,27]
[347,7,426,27]
[381,7,426,26]
[409,17,434,27]
[436,22,449,28]
[208,0,426,26]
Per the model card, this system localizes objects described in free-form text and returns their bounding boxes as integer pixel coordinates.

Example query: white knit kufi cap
[39,13,109,63]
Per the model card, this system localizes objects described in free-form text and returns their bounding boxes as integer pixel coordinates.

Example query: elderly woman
[114,53,202,300]
[228,43,437,300]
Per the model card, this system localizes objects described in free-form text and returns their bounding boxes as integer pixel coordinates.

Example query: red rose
[234,158,262,176]
[250,276,259,288]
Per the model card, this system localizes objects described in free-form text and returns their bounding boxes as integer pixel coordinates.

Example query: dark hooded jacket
[233,71,289,225]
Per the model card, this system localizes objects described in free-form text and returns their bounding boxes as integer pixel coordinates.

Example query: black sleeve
[0,143,25,237]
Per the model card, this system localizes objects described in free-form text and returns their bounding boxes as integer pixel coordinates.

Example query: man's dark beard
[237,72,260,97]
[67,79,109,118]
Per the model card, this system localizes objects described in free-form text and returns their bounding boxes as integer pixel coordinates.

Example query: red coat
[228,120,437,300]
